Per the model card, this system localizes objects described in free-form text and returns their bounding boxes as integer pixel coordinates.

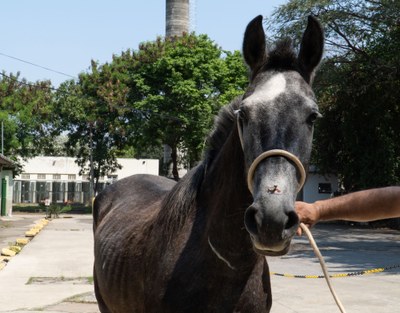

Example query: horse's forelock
[256,39,299,77]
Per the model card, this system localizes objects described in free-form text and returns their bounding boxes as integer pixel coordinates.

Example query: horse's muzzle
[244,203,299,256]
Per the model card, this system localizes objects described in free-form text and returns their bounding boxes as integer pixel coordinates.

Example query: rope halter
[235,112,306,195]
[247,149,306,195]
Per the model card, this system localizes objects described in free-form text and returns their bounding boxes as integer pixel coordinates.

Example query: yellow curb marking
[0,218,51,271]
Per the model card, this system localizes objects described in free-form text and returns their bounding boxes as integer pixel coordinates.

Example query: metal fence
[13,180,107,205]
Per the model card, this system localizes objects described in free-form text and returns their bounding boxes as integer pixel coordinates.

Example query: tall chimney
[166,0,190,37]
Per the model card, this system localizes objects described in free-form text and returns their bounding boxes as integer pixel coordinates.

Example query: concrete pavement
[0,214,98,313]
[0,214,399,312]
[269,224,400,312]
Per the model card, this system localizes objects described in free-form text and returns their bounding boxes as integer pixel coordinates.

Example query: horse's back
[93,174,175,231]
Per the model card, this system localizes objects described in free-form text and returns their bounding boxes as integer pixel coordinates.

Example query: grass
[0,222,12,229]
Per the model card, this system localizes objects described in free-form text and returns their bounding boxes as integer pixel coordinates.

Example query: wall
[303,172,339,203]
[13,157,159,205]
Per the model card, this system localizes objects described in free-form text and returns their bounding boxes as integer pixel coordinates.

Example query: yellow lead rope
[300,223,347,313]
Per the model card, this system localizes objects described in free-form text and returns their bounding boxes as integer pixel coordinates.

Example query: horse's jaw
[250,235,292,256]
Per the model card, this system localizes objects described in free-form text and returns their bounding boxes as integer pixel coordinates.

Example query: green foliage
[0,72,59,173]
[2,34,248,183]
[125,34,247,177]
[53,77,128,193]
[268,0,400,190]
[46,204,72,218]
[55,33,248,181]
[267,0,399,58]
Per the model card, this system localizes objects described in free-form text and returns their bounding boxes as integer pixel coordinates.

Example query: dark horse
[93,15,324,313]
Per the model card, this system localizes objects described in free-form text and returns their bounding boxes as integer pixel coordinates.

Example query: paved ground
[0,214,98,313]
[269,223,400,312]
[0,214,399,312]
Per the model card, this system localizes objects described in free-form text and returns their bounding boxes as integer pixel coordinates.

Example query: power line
[0,72,61,92]
[0,51,77,79]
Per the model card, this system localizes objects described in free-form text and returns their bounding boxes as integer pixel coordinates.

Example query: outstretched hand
[295,201,320,236]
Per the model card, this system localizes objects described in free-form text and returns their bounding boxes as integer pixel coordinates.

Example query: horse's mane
[204,96,241,164]
[158,97,241,239]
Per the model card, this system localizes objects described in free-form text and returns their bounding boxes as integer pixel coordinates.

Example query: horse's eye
[307,111,322,126]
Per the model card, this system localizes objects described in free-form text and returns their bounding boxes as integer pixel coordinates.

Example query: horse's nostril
[285,210,299,230]
[244,206,259,236]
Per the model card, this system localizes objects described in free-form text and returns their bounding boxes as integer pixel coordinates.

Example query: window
[53,174,61,180]
[108,175,118,182]
[68,174,76,180]
[36,181,49,203]
[52,182,65,203]
[21,174,30,179]
[37,174,46,180]
[318,183,332,194]
[21,181,33,203]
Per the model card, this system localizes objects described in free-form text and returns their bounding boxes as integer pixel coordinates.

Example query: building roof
[14,156,158,180]
[0,154,14,167]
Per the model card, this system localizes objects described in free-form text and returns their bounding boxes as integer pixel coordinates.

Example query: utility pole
[1,121,3,155]
[89,122,94,203]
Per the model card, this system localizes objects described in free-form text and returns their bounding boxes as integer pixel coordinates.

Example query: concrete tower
[166,0,190,37]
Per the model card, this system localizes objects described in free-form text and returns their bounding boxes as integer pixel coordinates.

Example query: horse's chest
[145,256,267,313]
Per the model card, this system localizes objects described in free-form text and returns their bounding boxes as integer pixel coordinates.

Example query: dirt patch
[27,276,93,285]
[39,292,99,312]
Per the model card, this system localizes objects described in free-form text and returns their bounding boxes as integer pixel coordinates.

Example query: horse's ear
[243,15,267,73]
[298,15,324,84]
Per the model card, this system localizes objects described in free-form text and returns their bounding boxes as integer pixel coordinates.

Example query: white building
[13,156,159,206]
[301,166,339,203]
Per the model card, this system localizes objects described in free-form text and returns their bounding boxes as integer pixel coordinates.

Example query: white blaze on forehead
[247,73,287,104]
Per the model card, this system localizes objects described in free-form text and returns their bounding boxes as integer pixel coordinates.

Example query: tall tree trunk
[171,146,180,181]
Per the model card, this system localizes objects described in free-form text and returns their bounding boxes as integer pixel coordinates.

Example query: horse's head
[240,15,324,256]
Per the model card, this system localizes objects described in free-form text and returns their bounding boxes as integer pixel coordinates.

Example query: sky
[1,0,287,87]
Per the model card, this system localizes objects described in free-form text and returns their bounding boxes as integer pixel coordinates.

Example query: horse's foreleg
[262,259,272,312]
[234,259,272,312]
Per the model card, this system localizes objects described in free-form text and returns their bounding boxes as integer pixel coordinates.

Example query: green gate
[1,178,6,216]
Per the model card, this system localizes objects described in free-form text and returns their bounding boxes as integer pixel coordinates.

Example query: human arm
[296,186,400,231]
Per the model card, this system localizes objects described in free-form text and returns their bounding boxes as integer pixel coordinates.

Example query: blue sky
[1,0,287,87]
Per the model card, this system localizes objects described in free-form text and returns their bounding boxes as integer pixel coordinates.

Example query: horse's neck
[200,128,256,267]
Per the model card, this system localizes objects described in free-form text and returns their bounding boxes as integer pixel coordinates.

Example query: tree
[54,34,248,183]
[267,0,400,191]
[53,67,132,195]
[125,34,248,179]
[0,72,58,173]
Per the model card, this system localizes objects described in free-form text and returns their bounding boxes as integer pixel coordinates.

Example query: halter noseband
[235,112,306,195]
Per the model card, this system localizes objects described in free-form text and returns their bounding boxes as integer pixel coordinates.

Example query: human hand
[295,201,320,235]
